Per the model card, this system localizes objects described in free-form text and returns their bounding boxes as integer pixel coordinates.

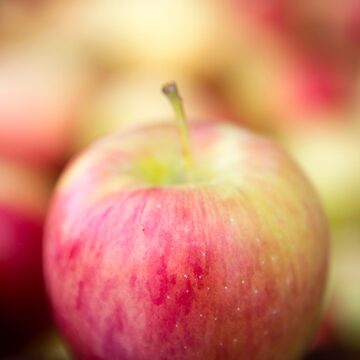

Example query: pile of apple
[0,0,359,359]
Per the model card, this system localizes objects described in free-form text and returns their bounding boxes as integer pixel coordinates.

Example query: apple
[44,84,328,359]
[42,0,232,74]
[23,330,72,360]
[282,118,360,350]
[284,122,360,226]
[310,309,336,351]
[228,0,360,58]
[0,45,92,168]
[0,1,43,41]
[228,0,289,35]
[287,0,360,55]
[0,157,53,354]
[224,40,354,135]
[326,225,360,350]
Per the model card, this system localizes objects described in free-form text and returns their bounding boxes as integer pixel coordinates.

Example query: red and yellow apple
[0,158,53,354]
[44,86,328,359]
[224,41,354,135]
[228,0,360,56]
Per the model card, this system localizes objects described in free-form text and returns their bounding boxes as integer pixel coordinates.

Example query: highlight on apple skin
[44,108,329,359]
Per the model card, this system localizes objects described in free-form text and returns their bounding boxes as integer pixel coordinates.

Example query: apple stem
[162,82,193,180]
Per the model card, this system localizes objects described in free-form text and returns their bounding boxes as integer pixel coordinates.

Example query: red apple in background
[0,45,92,168]
[0,157,53,354]
[44,84,328,359]
[287,0,360,55]
[224,41,354,135]
[228,0,360,58]
[229,0,289,35]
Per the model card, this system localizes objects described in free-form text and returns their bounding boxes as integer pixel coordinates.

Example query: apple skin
[45,121,329,359]
[0,159,52,354]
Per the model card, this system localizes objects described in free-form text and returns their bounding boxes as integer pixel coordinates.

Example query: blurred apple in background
[41,0,233,75]
[73,70,239,152]
[0,158,53,355]
[0,0,358,357]
[23,330,72,360]
[0,44,93,169]
[285,0,360,56]
[223,40,354,135]
[284,122,360,226]
[329,226,360,349]
[311,225,360,357]
[0,0,43,42]
[228,0,360,58]
[282,119,360,354]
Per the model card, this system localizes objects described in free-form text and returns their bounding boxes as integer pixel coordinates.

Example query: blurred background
[0,0,359,359]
